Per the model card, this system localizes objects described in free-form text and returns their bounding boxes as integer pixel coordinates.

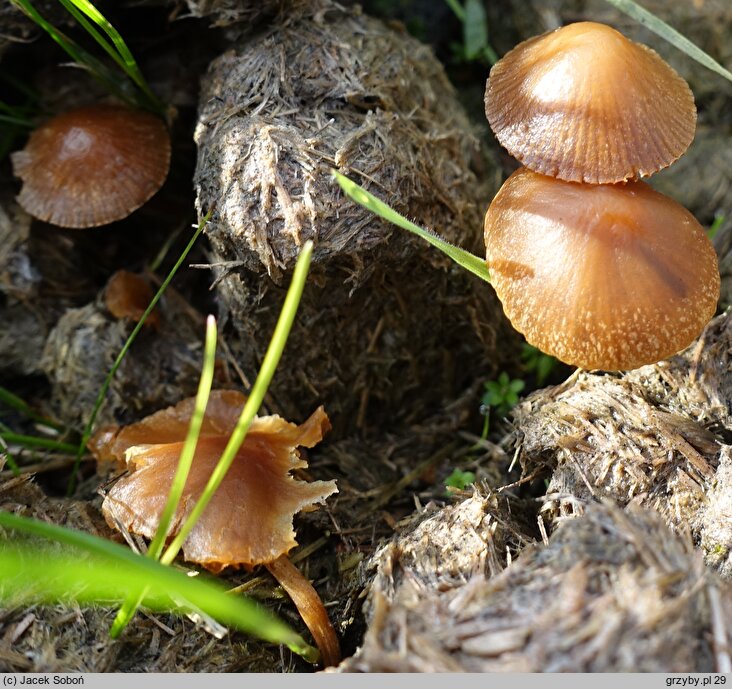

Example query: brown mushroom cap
[96,390,337,572]
[484,168,720,371]
[104,270,159,327]
[11,104,170,228]
[484,22,696,184]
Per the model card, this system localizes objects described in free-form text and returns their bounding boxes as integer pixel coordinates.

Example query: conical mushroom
[92,390,340,666]
[484,168,719,371]
[11,104,170,228]
[484,22,696,184]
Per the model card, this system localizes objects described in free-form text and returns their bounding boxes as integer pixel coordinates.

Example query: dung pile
[40,273,214,431]
[0,198,96,377]
[341,501,731,672]
[509,311,732,577]
[194,1,513,437]
[179,0,296,27]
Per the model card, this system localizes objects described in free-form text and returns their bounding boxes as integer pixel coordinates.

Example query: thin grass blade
[57,0,164,112]
[69,212,212,495]
[602,0,732,83]
[0,385,65,432]
[161,240,314,565]
[332,170,491,283]
[10,0,136,105]
[0,432,77,454]
[10,0,143,108]
[110,315,219,637]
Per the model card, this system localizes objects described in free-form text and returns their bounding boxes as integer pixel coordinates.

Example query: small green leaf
[444,468,476,492]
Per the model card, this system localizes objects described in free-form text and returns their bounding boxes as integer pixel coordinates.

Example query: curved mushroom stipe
[266,555,341,668]
[92,391,340,661]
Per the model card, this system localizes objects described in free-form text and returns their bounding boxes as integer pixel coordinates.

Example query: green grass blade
[332,170,491,283]
[602,0,732,83]
[150,315,218,560]
[0,432,77,454]
[9,0,152,110]
[0,386,65,432]
[0,440,20,477]
[110,315,219,637]
[69,212,212,495]
[56,0,125,70]
[57,0,164,112]
[0,113,34,127]
[0,512,317,661]
[161,240,314,566]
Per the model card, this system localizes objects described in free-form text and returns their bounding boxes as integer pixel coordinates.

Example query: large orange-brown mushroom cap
[484,168,719,371]
[96,390,337,572]
[11,104,170,228]
[485,22,696,184]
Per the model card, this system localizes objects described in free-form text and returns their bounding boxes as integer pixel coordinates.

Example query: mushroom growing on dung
[483,168,720,371]
[104,270,160,328]
[11,104,171,228]
[92,390,340,666]
[484,21,696,184]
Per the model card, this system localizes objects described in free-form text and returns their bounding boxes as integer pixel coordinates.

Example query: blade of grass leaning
[0,432,20,477]
[68,212,212,495]
[110,315,218,637]
[332,170,491,284]
[161,240,314,566]
[602,0,732,83]
[0,512,317,662]
[0,385,66,432]
[56,0,164,113]
[0,431,78,454]
[464,0,498,63]
[10,0,141,108]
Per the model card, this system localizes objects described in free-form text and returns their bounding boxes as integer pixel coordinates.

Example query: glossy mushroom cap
[11,104,170,228]
[94,390,337,572]
[484,168,720,371]
[485,22,696,184]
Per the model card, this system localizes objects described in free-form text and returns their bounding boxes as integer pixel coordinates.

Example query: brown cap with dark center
[484,168,719,371]
[485,22,696,184]
[12,104,170,228]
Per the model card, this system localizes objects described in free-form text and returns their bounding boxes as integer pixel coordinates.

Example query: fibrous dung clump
[194,1,514,437]
[510,311,732,577]
[342,502,729,672]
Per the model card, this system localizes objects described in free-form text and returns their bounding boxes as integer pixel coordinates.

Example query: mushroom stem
[265,554,341,667]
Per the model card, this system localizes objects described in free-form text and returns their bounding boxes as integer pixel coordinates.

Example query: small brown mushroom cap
[96,390,337,572]
[104,270,159,327]
[11,104,170,228]
[484,168,720,371]
[484,22,696,184]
